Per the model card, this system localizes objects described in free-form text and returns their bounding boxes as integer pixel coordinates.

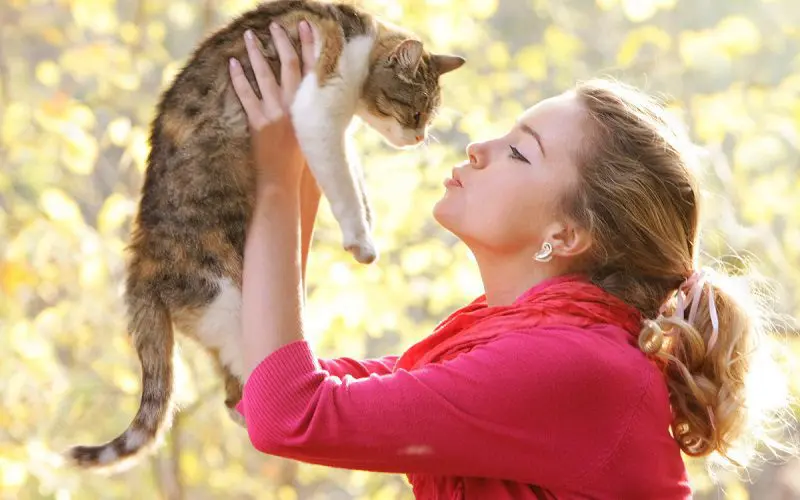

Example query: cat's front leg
[345,126,373,230]
[296,120,376,264]
[290,42,377,264]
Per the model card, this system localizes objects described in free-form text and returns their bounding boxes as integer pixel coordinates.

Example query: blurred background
[2,0,800,498]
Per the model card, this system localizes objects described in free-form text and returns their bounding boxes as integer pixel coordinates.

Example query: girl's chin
[432,202,462,235]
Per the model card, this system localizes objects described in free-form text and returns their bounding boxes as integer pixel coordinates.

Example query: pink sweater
[236,324,691,498]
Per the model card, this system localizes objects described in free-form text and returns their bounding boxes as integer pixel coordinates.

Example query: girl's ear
[543,221,592,259]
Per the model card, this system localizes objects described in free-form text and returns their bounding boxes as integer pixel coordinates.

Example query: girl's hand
[229,21,316,193]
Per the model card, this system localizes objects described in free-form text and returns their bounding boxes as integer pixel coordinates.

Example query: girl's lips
[447,167,464,187]
[444,177,463,188]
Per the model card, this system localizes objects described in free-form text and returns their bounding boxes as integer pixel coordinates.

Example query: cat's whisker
[437,106,463,120]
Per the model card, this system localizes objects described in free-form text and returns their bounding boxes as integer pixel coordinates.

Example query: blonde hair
[567,79,793,465]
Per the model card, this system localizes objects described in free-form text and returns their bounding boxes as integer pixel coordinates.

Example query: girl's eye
[509,145,530,164]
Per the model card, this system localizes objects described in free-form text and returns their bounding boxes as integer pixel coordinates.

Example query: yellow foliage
[180,452,202,484]
[277,485,298,500]
[622,0,660,22]
[679,16,761,69]
[162,61,184,88]
[78,256,107,289]
[716,16,761,57]
[617,26,671,66]
[543,26,583,65]
[119,22,141,45]
[0,460,28,489]
[467,0,498,19]
[725,481,750,500]
[2,102,32,143]
[486,41,510,69]
[61,124,98,175]
[733,134,785,173]
[111,366,140,395]
[97,193,135,234]
[11,321,53,363]
[147,21,168,43]
[3,0,800,498]
[516,45,548,82]
[0,261,36,295]
[692,90,755,142]
[107,117,132,147]
[35,60,61,87]
[59,43,131,82]
[39,188,85,227]
[596,0,618,11]
[39,26,66,46]
[599,0,676,19]
[167,2,197,29]
[71,0,119,35]
[128,127,151,173]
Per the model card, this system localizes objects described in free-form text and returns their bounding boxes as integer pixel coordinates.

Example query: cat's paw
[226,407,247,428]
[343,235,378,264]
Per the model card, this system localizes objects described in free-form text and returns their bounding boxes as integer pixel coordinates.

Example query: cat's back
[130,1,379,294]
[143,0,377,197]
[155,0,375,128]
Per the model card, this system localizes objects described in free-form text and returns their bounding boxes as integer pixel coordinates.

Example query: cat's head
[357,39,465,148]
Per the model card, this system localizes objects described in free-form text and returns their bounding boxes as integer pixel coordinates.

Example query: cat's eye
[509,145,530,164]
[413,112,421,126]
[381,90,412,108]
[374,104,392,117]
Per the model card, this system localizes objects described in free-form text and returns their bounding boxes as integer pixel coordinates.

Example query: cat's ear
[389,39,424,74]
[431,54,466,76]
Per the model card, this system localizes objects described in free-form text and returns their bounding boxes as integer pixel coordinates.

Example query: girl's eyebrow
[519,123,546,157]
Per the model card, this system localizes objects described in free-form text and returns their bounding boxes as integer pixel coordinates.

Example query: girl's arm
[299,163,320,301]
[229,21,316,377]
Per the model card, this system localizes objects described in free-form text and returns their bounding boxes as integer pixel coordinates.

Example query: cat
[66,0,464,469]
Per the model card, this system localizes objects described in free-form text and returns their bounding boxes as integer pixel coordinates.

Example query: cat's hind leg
[211,351,245,427]
[187,277,246,427]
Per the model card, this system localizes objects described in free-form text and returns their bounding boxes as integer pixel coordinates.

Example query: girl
[227,21,787,499]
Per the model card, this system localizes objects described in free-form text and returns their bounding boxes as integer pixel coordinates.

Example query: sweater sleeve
[239,329,650,487]
[317,355,399,379]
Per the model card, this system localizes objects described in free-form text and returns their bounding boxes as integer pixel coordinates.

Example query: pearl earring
[534,242,554,263]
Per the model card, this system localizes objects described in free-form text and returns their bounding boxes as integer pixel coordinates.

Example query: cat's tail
[66,297,175,470]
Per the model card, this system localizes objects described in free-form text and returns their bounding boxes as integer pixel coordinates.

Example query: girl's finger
[299,21,316,76]
[269,23,302,101]
[229,57,266,129]
[244,30,281,113]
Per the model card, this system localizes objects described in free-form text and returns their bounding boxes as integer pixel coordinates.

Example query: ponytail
[638,269,791,464]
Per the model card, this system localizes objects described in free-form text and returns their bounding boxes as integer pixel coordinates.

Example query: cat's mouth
[395,133,425,148]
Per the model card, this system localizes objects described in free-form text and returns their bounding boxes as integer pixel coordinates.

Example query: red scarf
[395,274,643,372]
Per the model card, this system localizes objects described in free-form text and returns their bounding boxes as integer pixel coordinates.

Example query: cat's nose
[415,134,423,142]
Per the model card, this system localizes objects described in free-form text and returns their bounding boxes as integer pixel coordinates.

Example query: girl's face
[434,92,586,256]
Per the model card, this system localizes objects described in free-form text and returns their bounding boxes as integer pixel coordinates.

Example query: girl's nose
[466,142,488,169]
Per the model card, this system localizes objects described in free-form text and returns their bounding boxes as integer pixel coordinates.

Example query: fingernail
[300,20,309,32]
[229,57,238,68]
[269,22,278,31]
[244,29,253,41]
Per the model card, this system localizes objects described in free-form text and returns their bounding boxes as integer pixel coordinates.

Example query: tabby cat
[67,0,464,469]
